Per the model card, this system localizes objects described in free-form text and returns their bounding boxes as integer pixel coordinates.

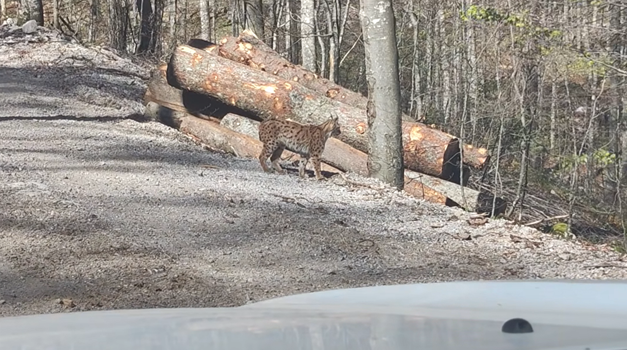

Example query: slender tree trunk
[181,0,187,41]
[325,3,338,82]
[231,0,242,36]
[168,0,176,44]
[88,0,99,42]
[270,0,285,51]
[284,0,291,60]
[409,9,422,120]
[151,0,164,54]
[199,0,209,39]
[19,0,44,24]
[244,0,264,40]
[109,0,128,52]
[465,0,478,142]
[0,0,6,22]
[359,0,404,189]
[288,0,299,63]
[315,2,328,78]
[52,0,59,29]
[208,0,215,41]
[136,0,153,53]
[438,9,450,124]
[300,0,316,72]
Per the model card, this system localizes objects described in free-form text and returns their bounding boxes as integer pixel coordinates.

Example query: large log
[143,102,341,174]
[144,63,258,125]
[214,31,489,175]
[167,44,487,183]
[218,31,380,118]
[219,113,506,214]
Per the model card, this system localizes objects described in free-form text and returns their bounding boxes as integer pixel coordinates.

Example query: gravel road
[1,26,626,318]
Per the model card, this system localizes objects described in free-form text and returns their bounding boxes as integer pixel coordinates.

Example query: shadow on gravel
[0,264,245,317]
[0,183,521,314]
[0,66,147,112]
[0,114,149,122]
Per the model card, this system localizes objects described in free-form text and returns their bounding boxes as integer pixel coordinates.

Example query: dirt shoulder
[1,26,626,318]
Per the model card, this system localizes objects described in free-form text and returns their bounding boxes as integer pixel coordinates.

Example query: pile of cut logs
[143,30,506,216]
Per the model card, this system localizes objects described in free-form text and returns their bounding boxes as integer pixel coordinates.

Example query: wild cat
[258,115,341,180]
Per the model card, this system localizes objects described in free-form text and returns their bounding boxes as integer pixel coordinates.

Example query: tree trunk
[199,0,209,40]
[409,9,422,120]
[287,0,299,63]
[167,44,490,180]
[181,0,187,40]
[87,0,99,42]
[0,0,6,22]
[247,0,265,40]
[359,0,404,189]
[52,0,59,29]
[231,0,242,36]
[324,1,338,83]
[136,0,153,53]
[19,0,43,25]
[208,0,215,42]
[108,0,128,52]
[134,0,162,55]
[315,10,328,78]
[300,0,316,72]
[168,0,176,44]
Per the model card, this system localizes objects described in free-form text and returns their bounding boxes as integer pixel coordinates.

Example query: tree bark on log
[143,102,341,174]
[144,63,258,123]
[167,44,487,182]
[215,31,489,174]
[218,30,378,117]
[219,113,506,214]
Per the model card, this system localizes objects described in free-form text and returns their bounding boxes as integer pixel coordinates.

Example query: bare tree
[300,0,316,72]
[168,0,177,46]
[87,0,100,42]
[245,0,264,41]
[198,0,215,40]
[208,0,215,41]
[51,0,59,29]
[19,0,44,24]
[0,0,6,22]
[199,0,210,40]
[136,0,153,53]
[109,0,129,52]
[359,0,404,189]
[232,0,264,40]
[323,0,350,83]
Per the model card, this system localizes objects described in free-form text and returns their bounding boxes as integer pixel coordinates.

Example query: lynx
[258,116,341,180]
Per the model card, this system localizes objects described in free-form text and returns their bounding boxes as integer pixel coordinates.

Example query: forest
[3,0,627,245]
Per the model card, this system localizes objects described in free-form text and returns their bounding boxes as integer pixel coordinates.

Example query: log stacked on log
[143,36,506,216]
[215,31,490,180]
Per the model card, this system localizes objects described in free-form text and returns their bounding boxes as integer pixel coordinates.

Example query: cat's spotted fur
[258,116,341,180]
